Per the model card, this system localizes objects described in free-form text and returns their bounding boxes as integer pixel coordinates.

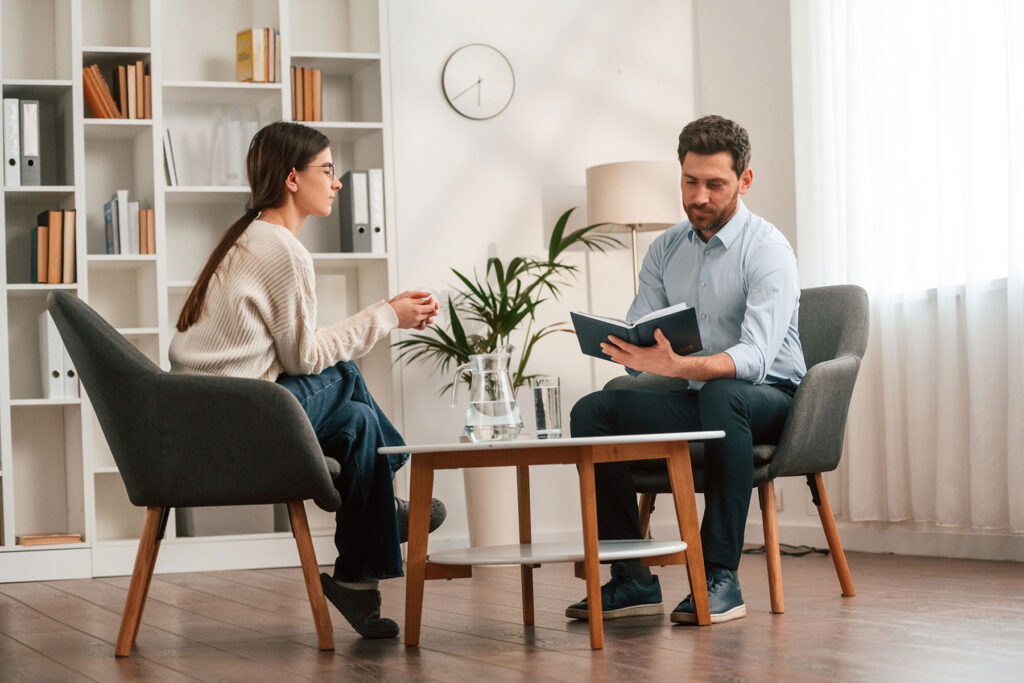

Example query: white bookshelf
[0,0,400,582]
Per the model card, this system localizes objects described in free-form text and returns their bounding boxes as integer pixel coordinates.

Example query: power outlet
[775,488,784,512]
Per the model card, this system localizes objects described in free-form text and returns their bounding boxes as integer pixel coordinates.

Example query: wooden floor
[0,550,1022,681]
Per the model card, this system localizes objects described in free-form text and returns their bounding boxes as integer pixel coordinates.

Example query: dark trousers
[569,378,794,570]
[277,361,409,582]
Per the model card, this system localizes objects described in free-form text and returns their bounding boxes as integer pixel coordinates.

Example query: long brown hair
[176,122,330,332]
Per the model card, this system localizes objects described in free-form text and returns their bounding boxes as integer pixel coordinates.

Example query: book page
[572,310,630,327]
[634,300,690,325]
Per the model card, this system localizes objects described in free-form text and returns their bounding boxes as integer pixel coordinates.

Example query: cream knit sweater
[169,219,398,381]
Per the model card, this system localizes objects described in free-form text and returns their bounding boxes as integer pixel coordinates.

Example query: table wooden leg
[577,448,604,649]
[666,442,710,625]
[516,464,534,626]
[404,455,435,647]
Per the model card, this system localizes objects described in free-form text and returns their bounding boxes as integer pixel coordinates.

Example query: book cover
[312,69,322,121]
[81,68,104,118]
[264,28,271,83]
[570,302,701,362]
[39,310,64,398]
[126,63,137,118]
[113,190,129,253]
[145,209,156,254]
[3,98,20,186]
[89,65,121,118]
[139,207,148,255]
[303,68,313,121]
[236,28,254,81]
[116,65,128,117]
[143,74,152,118]
[16,533,82,546]
[162,128,178,186]
[19,100,40,185]
[127,200,140,254]
[103,198,116,253]
[274,30,281,83]
[135,60,145,118]
[38,209,62,284]
[295,67,305,121]
[30,225,47,283]
[61,209,75,283]
[290,66,297,119]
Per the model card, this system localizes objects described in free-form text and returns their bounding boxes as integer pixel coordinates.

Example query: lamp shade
[585,160,682,232]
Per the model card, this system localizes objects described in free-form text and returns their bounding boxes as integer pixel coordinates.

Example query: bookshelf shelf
[290,51,380,76]
[6,284,79,296]
[0,0,398,582]
[83,118,152,140]
[162,81,282,106]
[9,398,82,407]
[164,186,250,204]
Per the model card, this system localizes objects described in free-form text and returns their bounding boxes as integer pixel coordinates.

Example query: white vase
[462,466,521,547]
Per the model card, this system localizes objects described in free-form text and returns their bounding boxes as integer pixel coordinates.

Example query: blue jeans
[277,361,409,582]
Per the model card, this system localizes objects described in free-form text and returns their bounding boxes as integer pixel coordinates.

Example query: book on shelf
[15,533,83,546]
[303,68,314,121]
[237,27,278,83]
[127,200,140,255]
[312,69,322,121]
[83,65,121,118]
[292,66,304,120]
[19,100,40,185]
[162,128,179,186]
[3,98,20,187]
[61,209,76,284]
[103,197,117,253]
[146,209,156,254]
[126,63,137,118]
[112,189,130,254]
[30,224,47,283]
[570,302,702,362]
[135,60,146,118]
[115,65,128,117]
[143,73,152,119]
[38,209,63,284]
[275,30,281,85]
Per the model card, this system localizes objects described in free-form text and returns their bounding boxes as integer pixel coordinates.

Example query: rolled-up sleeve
[724,243,800,384]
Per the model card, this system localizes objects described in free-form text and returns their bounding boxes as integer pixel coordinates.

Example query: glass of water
[532,375,562,439]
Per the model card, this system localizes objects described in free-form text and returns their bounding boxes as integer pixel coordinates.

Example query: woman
[170,121,443,639]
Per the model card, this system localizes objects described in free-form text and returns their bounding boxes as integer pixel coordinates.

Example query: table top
[379,431,725,455]
[427,539,687,566]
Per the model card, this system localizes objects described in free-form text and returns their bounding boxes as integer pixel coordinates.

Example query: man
[567,115,804,624]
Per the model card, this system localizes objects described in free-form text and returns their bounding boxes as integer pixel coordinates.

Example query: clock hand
[451,77,483,102]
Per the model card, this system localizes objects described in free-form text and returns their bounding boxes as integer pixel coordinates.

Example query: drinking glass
[531,375,562,439]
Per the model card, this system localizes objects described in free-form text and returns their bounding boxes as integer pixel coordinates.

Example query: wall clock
[442,43,515,120]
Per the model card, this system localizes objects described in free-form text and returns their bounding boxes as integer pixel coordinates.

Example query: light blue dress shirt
[626,200,805,389]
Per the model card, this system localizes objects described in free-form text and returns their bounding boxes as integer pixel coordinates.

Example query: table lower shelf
[427,539,686,566]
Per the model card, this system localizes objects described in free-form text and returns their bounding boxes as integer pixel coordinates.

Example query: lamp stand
[629,224,640,295]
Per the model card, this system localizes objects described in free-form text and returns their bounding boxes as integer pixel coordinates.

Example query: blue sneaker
[565,562,663,620]
[671,566,746,624]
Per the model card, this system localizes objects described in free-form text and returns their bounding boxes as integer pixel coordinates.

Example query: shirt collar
[685,199,749,249]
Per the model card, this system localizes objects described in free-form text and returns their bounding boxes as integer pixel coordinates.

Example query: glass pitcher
[451,346,524,442]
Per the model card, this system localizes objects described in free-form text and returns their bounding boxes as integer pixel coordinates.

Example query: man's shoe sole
[565,602,663,620]
[670,602,746,624]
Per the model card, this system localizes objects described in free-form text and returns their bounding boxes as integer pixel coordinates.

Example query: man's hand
[388,290,438,330]
[601,329,738,381]
[601,328,681,376]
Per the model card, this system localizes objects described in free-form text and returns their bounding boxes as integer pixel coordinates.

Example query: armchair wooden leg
[287,501,334,651]
[130,507,170,644]
[808,473,855,597]
[638,492,656,539]
[115,506,165,657]
[757,483,785,613]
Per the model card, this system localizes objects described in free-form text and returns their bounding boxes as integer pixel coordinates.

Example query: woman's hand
[388,291,439,330]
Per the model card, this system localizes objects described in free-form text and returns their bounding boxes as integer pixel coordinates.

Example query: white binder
[368,168,386,254]
[127,200,140,255]
[39,311,64,399]
[3,98,20,187]
[19,100,40,185]
[339,170,370,252]
[62,344,79,398]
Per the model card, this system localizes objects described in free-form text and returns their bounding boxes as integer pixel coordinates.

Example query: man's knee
[697,379,753,427]
[570,390,622,436]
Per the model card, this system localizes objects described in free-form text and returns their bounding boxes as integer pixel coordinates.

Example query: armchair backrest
[47,291,341,512]
[797,285,870,368]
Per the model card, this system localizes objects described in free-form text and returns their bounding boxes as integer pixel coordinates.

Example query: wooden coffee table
[380,431,724,650]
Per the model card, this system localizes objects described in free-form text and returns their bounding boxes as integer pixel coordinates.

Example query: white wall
[386,0,696,546]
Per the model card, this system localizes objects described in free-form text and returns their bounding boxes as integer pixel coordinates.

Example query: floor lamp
[585,161,682,294]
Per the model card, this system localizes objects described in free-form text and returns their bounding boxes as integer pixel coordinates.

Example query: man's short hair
[677,115,751,177]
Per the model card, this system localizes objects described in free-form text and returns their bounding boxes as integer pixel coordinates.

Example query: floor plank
[0,551,1021,681]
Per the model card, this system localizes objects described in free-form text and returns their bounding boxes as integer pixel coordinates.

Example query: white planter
[462,466,521,547]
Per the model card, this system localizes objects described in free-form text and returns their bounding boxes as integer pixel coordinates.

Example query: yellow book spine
[236,29,254,82]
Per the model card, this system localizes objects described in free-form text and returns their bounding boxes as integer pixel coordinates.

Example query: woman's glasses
[305,162,336,180]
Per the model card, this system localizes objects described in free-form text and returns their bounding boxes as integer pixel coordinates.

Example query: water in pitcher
[465,400,523,442]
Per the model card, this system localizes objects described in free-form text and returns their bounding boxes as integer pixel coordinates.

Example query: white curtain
[791,0,1024,531]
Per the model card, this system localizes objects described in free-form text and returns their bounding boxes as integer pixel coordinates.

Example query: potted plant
[394,207,619,547]
[394,207,620,395]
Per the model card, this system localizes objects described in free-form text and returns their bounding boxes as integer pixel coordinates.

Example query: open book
[570,301,702,362]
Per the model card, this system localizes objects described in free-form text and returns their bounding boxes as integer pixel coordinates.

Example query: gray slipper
[395,497,447,544]
[319,573,399,639]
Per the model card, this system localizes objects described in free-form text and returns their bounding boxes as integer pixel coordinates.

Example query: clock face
[442,43,515,120]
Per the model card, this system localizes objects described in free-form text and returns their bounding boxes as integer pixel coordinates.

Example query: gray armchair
[47,291,341,656]
[605,284,869,613]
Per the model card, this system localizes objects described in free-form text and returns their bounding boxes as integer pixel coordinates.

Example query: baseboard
[650,518,1024,562]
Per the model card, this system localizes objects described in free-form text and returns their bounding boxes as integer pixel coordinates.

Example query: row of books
[40,310,79,400]
[104,191,156,255]
[236,27,282,83]
[2,98,41,186]
[31,209,76,285]
[339,169,385,254]
[291,67,324,122]
[82,62,152,119]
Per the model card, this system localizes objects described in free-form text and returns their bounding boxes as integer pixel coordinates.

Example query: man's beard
[686,192,739,236]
